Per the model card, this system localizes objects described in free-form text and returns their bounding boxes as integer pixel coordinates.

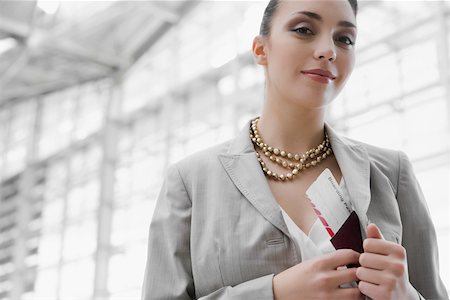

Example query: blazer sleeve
[396,151,449,300]
[141,164,275,300]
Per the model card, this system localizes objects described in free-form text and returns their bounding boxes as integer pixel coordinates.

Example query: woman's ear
[252,35,268,65]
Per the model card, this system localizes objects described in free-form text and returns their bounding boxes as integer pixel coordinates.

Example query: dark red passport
[330,211,363,268]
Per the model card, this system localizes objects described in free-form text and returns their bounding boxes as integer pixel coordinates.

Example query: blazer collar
[218,120,371,239]
[325,123,371,237]
[218,121,290,237]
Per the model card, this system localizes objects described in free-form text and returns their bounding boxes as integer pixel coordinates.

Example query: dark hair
[259,0,358,36]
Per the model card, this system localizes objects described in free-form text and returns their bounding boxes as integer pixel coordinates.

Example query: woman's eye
[338,36,354,46]
[293,27,314,35]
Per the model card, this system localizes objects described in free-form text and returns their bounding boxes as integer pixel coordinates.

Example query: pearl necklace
[250,117,333,181]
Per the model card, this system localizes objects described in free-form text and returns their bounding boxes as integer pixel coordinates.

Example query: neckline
[279,205,319,238]
[279,168,345,237]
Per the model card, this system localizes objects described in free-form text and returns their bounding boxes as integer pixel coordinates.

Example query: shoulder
[167,139,232,182]
[327,123,405,175]
[340,136,416,200]
[342,135,407,179]
[162,139,240,198]
[356,138,402,166]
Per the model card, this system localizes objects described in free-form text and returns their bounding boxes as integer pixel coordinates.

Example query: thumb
[367,223,384,239]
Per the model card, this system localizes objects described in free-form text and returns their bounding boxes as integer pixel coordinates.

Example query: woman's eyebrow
[290,10,356,29]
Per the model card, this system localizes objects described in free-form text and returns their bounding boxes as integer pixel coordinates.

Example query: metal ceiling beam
[122,2,192,58]
[130,1,199,64]
[122,18,160,59]
[0,15,129,71]
[0,2,36,92]
[145,2,179,23]
[37,37,129,70]
[14,62,104,94]
[0,47,30,88]
[0,74,106,107]
[0,1,194,104]
[9,61,67,84]
[55,3,136,37]
[0,16,29,39]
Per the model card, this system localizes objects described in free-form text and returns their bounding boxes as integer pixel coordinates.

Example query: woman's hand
[357,223,417,300]
[273,249,363,300]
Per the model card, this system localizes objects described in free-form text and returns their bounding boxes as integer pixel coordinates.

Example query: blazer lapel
[218,120,372,240]
[325,123,371,239]
[218,121,290,238]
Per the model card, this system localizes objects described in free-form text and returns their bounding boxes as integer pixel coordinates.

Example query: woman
[141,0,448,299]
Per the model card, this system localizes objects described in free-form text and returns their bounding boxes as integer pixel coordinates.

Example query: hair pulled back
[260,0,358,36]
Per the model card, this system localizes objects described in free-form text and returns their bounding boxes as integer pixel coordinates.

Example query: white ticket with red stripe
[306,168,354,238]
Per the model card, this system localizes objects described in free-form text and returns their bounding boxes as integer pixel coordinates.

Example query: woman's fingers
[359,252,389,270]
[363,238,400,256]
[366,223,384,239]
[322,249,360,269]
[334,267,359,286]
[356,267,387,285]
[358,280,382,299]
[274,251,362,300]
[359,224,413,299]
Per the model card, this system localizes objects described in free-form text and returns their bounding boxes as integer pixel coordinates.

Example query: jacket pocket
[266,236,285,246]
[217,222,294,287]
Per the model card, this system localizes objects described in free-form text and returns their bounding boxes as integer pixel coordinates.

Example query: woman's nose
[314,37,337,62]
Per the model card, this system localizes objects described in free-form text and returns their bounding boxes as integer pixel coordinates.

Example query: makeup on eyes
[288,18,356,47]
[291,22,314,33]
[286,10,357,35]
[290,10,356,29]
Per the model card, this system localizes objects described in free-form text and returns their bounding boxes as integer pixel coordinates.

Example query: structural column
[11,99,40,300]
[93,76,123,300]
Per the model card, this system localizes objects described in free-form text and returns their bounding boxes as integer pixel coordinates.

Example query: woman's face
[254,0,357,109]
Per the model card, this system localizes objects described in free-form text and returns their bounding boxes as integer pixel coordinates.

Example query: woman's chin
[287,91,329,107]
[287,97,328,110]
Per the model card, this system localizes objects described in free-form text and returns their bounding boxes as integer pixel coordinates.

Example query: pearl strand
[250,117,333,181]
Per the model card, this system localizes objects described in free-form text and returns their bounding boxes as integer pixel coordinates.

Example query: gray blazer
[142,121,448,300]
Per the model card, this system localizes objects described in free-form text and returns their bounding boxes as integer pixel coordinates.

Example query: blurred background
[0,0,449,299]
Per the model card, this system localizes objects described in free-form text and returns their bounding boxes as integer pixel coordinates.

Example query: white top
[279,172,349,261]
[280,171,358,289]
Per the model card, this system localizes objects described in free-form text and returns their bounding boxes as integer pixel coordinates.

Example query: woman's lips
[301,72,333,84]
[302,69,336,84]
